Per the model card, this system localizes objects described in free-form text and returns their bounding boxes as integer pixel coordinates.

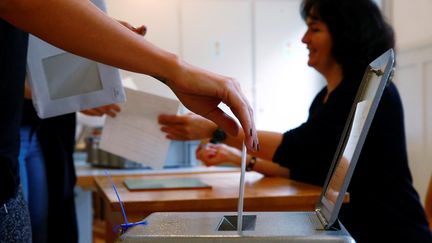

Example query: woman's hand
[196,143,242,167]
[158,113,217,141]
[117,19,146,36]
[80,104,121,117]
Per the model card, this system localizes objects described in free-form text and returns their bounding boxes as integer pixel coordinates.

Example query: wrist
[153,53,181,87]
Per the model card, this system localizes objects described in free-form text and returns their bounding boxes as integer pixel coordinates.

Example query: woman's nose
[301,31,309,44]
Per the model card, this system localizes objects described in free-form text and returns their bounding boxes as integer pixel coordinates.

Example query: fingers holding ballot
[165,65,259,152]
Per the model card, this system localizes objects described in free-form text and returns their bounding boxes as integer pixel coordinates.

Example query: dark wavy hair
[301,0,395,80]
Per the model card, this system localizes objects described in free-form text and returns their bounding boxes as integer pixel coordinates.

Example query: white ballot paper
[100,88,180,169]
[237,143,247,233]
[341,100,371,163]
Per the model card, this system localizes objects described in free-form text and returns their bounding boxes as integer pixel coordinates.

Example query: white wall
[254,1,323,132]
[389,0,432,204]
[105,0,180,99]
[393,0,432,49]
[394,43,432,204]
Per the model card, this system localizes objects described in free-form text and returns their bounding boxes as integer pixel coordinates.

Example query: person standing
[0,0,258,242]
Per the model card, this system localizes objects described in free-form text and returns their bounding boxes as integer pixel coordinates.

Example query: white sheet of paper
[237,143,247,233]
[342,100,371,162]
[100,88,180,169]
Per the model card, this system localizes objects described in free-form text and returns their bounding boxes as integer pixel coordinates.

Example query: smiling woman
[157,0,432,242]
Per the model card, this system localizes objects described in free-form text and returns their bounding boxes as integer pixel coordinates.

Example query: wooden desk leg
[102,199,152,243]
[103,199,123,243]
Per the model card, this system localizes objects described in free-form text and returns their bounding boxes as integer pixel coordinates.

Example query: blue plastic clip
[104,171,148,234]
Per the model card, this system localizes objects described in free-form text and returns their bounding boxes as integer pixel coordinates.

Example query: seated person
[159,0,432,242]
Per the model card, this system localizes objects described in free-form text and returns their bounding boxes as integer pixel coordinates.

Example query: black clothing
[21,99,40,126]
[38,114,78,243]
[1,11,77,242]
[0,188,32,242]
[0,19,28,205]
[21,101,78,242]
[273,79,432,242]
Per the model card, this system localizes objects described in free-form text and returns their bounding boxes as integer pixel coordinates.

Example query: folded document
[100,88,180,169]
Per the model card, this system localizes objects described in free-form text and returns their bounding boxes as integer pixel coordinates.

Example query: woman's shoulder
[380,82,403,108]
[372,81,405,127]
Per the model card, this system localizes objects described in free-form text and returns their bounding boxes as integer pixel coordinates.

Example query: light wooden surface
[95,170,338,243]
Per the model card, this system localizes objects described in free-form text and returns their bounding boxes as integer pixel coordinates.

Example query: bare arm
[0,0,258,151]
[223,130,283,161]
[0,0,174,79]
[159,113,282,160]
[197,143,289,177]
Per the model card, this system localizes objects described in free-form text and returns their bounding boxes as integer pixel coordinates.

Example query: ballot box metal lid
[118,211,356,243]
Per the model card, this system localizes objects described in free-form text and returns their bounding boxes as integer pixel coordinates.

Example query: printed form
[100,88,180,169]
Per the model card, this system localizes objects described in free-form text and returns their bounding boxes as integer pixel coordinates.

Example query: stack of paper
[100,88,180,169]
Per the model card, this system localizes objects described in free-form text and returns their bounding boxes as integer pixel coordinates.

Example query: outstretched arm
[196,143,290,178]
[0,0,258,151]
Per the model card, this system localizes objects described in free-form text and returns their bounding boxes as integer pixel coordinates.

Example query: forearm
[224,130,283,160]
[248,156,290,178]
[1,0,179,83]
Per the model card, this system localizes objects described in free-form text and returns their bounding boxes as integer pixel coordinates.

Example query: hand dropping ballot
[100,88,180,169]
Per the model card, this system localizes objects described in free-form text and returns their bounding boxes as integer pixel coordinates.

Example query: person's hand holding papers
[158,113,217,141]
[80,104,121,117]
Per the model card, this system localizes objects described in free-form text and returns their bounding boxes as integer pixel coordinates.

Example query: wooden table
[76,161,238,189]
[95,169,331,243]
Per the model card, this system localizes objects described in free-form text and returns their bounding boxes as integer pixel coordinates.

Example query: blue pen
[104,171,148,234]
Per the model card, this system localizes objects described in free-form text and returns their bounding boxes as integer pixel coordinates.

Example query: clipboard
[124,178,212,191]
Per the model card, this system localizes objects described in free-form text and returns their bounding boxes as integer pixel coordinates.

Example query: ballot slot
[217,215,257,231]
